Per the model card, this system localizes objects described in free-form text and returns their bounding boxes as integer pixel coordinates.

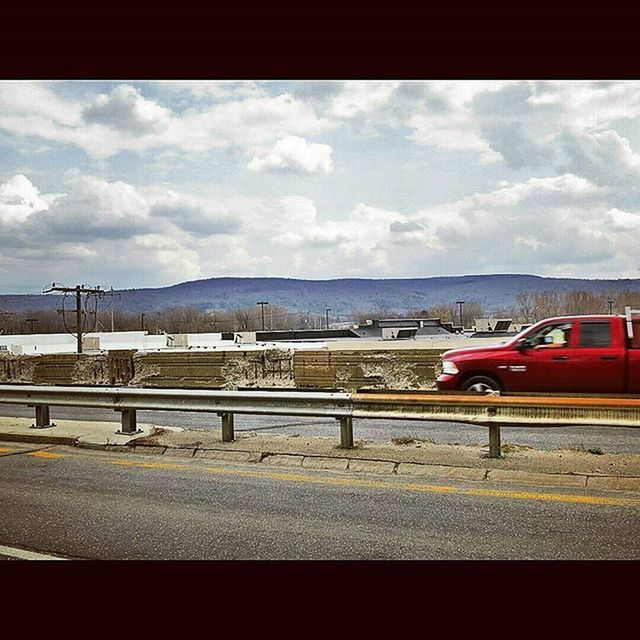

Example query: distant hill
[4,274,640,316]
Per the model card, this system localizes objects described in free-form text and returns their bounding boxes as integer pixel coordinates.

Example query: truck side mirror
[516,338,532,351]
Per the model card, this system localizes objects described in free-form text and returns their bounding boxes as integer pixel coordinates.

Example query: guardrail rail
[1,384,639,457]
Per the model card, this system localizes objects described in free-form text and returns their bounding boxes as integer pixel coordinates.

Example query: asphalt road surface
[1,443,639,560]
[1,404,640,454]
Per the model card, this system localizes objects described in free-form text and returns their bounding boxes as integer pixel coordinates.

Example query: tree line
[1,289,639,335]
[0,303,334,335]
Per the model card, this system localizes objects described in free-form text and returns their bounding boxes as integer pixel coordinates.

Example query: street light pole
[608,300,614,315]
[456,301,465,329]
[256,301,269,331]
[325,308,331,330]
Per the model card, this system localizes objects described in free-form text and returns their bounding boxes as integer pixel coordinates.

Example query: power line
[43,283,105,353]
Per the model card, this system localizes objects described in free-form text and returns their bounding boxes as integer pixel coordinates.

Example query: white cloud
[270,202,412,275]
[82,84,172,134]
[481,121,553,169]
[561,128,640,186]
[149,200,240,235]
[400,81,510,163]
[407,110,503,163]
[56,245,97,259]
[158,80,267,100]
[529,81,640,128]
[171,94,329,155]
[3,80,640,176]
[605,208,640,231]
[0,81,82,127]
[0,83,330,159]
[7,81,640,290]
[134,234,183,251]
[328,81,400,118]
[247,136,333,175]
[407,174,618,273]
[3,165,640,290]
[36,174,151,239]
[0,174,59,223]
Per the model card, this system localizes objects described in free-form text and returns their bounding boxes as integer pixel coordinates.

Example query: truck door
[564,319,626,393]
[506,321,577,391]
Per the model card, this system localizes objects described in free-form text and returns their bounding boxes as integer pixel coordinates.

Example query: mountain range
[3,274,640,317]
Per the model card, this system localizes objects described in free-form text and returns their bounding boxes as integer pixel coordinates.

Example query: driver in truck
[532,323,572,348]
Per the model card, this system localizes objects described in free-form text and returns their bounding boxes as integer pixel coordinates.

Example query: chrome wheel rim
[467,382,494,392]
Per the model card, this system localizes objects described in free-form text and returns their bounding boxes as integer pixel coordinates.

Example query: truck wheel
[461,375,501,392]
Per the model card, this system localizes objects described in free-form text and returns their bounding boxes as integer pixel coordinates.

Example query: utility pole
[43,283,104,353]
[256,301,269,331]
[25,318,38,334]
[141,313,146,331]
[456,301,465,329]
[0,297,14,334]
[0,311,14,335]
[608,300,614,315]
[325,308,331,330]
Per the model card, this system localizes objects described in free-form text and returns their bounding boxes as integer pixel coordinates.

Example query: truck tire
[461,375,501,392]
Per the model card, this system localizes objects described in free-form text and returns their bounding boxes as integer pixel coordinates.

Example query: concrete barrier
[1,347,448,391]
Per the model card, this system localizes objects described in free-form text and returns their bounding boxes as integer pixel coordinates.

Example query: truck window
[529,322,573,348]
[579,321,611,347]
[631,320,640,349]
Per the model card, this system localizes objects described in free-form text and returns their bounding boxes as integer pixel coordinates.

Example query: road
[2,404,640,453]
[1,443,639,560]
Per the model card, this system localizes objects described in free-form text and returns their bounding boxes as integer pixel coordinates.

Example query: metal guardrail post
[488,424,501,458]
[220,412,235,442]
[116,408,140,435]
[338,416,354,448]
[31,405,55,429]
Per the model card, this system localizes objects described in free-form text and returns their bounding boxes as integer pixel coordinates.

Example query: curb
[129,441,640,492]
[6,432,640,494]
[0,432,77,446]
[129,442,640,493]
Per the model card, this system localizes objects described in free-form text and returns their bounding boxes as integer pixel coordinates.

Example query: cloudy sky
[1,80,640,293]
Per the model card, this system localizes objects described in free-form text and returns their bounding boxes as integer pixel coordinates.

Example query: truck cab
[437,309,640,394]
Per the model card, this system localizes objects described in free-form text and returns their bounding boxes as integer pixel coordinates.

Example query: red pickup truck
[436,308,640,394]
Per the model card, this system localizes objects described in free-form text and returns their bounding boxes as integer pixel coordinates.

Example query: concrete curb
[5,431,640,494]
[128,443,640,493]
[348,459,397,474]
[196,449,263,463]
[0,432,77,447]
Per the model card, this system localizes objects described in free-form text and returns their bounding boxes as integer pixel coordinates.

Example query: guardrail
[0,384,354,446]
[1,384,640,457]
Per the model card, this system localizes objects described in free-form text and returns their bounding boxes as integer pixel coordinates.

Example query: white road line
[0,545,69,560]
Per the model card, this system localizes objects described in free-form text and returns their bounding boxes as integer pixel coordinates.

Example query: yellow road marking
[28,451,65,459]
[103,456,640,507]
